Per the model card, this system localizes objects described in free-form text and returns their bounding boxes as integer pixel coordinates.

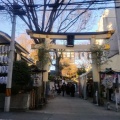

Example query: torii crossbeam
[27,30,114,52]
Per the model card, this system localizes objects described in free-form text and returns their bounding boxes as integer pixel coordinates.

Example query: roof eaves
[21,55,34,64]
[0,31,29,55]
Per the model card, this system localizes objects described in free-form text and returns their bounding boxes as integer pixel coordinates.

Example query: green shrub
[12,60,32,95]
[77,68,86,75]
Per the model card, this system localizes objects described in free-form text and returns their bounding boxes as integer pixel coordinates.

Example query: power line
[0,0,118,13]
[0,0,118,7]
[35,6,120,11]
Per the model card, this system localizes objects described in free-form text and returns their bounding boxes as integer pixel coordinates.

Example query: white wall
[115,2,120,54]
[101,54,120,72]
[98,9,119,57]
[103,9,118,56]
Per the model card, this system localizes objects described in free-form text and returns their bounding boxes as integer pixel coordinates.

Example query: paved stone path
[0,95,120,120]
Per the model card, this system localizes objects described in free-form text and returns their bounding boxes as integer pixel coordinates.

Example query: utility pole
[4,14,16,112]
[3,1,26,111]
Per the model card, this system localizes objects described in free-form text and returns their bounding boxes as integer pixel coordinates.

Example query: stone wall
[0,93,30,110]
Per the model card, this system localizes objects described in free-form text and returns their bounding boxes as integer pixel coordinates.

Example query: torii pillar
[43,38,51,98]
[91,37,100,104]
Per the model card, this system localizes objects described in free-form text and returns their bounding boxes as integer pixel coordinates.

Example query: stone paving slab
[0,95,120,120]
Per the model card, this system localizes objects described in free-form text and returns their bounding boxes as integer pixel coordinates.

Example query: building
[0,31,34,65]
[98,9,119,71]
[0,31,34,99]
[79,9,120,103]
[98,9,120,103]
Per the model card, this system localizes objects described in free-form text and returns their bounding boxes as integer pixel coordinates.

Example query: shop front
[100,68,120,104]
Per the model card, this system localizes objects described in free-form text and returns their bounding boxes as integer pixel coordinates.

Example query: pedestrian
[56,85,61,95]
[51,86,55,98]
[66,83,70,95]
[71,83,75,97]
[61,83,66,97]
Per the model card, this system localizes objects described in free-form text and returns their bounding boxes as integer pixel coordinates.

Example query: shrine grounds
[0,95,120,120]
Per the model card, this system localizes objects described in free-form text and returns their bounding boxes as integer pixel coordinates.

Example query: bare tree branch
[0,0,98,42]
[41,0,46,31]
[58,3,93,32]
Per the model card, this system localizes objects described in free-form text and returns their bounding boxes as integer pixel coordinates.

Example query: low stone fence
[0,93,30,111]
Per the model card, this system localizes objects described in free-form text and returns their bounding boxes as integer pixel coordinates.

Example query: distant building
[97,9,120,72]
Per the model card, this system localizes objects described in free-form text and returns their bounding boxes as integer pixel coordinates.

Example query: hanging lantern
[82,52,84,57]
[78,52,81,59]
[87,52,89,59]
[53,54,56,59]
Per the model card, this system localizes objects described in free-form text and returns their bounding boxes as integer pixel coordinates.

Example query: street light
[4,4,26,112]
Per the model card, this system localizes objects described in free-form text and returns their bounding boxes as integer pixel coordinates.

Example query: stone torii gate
[27,30,114,102]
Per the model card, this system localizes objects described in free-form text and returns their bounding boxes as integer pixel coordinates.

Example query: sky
[0,0,115,71]
[0,11,102,38]
[0,0,115,38]
[0,15,28,37]
[0,2,109,61]
[0,0,112,38]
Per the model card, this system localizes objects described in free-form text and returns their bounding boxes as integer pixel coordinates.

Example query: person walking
[66,83,70,95]
[71,83,75,97]
[51,86,55,98]
[61,83,66,97]
[56,85,61,95]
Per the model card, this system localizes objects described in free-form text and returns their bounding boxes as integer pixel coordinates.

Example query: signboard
[31,74,42,87]
[102,76,113,88]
